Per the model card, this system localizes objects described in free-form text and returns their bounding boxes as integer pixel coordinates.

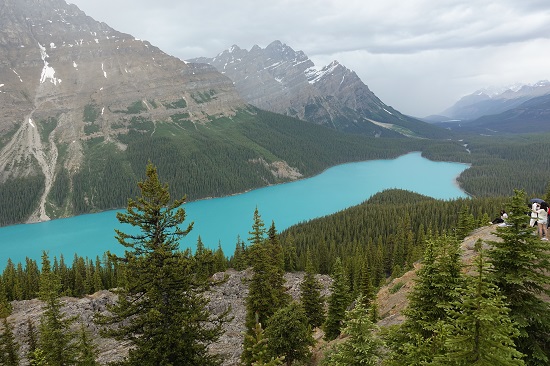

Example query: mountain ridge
[436,80,550,121]
[191,40,448,139]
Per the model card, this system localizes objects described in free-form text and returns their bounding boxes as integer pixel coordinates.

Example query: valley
[1,0,550,365]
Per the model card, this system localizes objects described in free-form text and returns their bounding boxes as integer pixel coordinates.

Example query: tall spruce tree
[264,302,314,366]
[0,318,20,366]
[242,317,284,366]
[385,235,464,365]
[300,253,325,328]
[245,209,289,329]
[267,221,284,271]
[487,189,550,365]
[282,234,298,272]
[322,294,383,366]
[456,205,476,239]
[243,210,289,365]
[25,319,39,362]
[324,257,350,340]
[434,240,524,365]
[37,251,77,366]
[74,324,99,366]
[95,162,226,366]
[231,236,247,270]
[359,262,378,322]
[0,279,11,318]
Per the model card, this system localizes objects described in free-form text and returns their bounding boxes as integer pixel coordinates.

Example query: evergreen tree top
[114,162,193,256]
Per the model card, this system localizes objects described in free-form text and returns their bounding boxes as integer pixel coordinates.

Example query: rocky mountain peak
[190,41,440,137]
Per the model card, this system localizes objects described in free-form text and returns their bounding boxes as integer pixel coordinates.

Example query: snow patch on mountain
[307,61,340,84]
[38,42,61,85]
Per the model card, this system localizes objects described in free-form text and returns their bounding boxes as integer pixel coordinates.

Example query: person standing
[536,202,548,240]
[530,202,540,227]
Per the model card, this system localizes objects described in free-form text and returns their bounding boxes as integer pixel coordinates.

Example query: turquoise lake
[0,152,469,266]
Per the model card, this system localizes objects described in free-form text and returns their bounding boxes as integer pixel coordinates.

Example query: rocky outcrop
[1,269,332,366]
[2,226,509,364]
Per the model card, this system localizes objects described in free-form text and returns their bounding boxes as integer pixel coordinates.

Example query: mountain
[0,0,245,134]
[0,0,247,221]
[0,0,428,226]
[437,80,550,121]
[434,94,550,135]
[191,41,448,139]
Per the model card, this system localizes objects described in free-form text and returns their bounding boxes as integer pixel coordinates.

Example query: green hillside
[2,106,550,226]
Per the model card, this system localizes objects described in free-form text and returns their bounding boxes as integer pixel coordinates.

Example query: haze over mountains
[426,80,550,134]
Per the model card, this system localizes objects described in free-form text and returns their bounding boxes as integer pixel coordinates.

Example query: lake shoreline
[19,150,471,226]
[1,152,470,267]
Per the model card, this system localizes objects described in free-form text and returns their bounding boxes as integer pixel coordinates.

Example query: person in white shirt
[530,202,540,227]
[536,202,548,240]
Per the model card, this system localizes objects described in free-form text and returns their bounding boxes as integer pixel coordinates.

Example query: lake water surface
[0,152,469,266]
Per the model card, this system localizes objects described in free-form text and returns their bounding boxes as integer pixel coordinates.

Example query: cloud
[68,0,550,116]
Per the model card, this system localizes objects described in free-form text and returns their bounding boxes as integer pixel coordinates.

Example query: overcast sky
[68,0,550,117]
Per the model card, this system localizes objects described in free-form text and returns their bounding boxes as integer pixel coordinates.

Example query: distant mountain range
[190,41,447,139]
[424,80,550,134]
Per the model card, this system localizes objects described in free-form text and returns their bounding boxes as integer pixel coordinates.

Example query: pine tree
[264,302,314,366]
[322,294,383,366]
[282,234,298,272]
[194,236,215,279]
[249,207,266,248]
[213,243,228,273]
[267,221,284,271]
[25,319,39,360]
[456,205,476,239]
[433,240,524,365]
[300,253,325,328]
[385,235,464,365]
[405,234,463,337]
[359,262,378,322]
[487,189,550,365]
[95,162,226,366]
[245,209,289,330]
[92,257,103,292]
[0,279,11,318]
[24,257,40,299]
[243,211,290,365]
[38,251,77,366]
[231,236,247,270]
[2,260,16,301]
[359,262,375,307]
[324,257,350,340]
[74,324,99,366]
[242,317,284,366]
[0,318,20,366]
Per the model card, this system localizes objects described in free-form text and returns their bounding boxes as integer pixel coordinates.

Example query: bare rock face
[2,270,332,366]
[207,269,332,365]
[0,0,244,184]
[0,0,245,222]
[191,41,426,137]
